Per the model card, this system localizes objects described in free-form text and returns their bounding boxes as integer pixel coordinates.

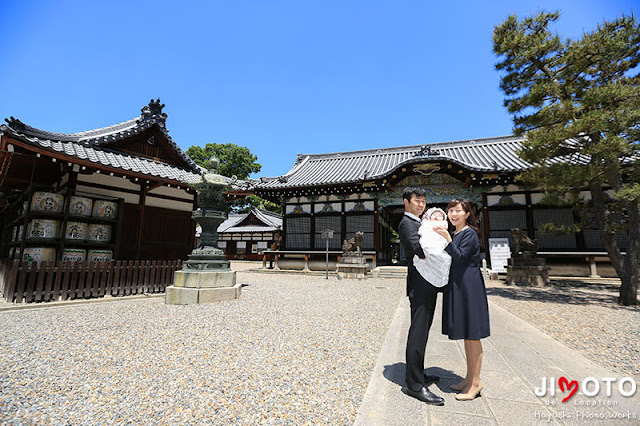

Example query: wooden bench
[537,251,625,278]
[262,250,377,271]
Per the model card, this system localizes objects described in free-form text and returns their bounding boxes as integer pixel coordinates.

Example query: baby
[413,207,452,288]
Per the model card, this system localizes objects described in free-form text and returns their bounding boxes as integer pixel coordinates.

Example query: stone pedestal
[506,257,550,286]
[166,270,240,304]
[166,246,240,305]
[337,255,369,280]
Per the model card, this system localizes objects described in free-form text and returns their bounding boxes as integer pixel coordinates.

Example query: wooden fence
[0,259,182,303]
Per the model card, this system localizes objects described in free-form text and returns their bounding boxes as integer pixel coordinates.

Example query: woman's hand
[434,226,452,243]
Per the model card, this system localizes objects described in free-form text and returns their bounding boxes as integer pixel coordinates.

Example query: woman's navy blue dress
[442,227,490,340]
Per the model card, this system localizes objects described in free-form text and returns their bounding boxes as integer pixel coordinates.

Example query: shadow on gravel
[383,363,462,394]
[487,279,639,311]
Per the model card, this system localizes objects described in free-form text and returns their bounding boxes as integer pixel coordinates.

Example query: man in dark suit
[398,186,444,406]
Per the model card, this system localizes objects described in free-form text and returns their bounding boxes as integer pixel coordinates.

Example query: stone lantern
[165,157,241,304]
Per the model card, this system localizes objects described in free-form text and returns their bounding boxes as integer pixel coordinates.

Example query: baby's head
[430,211,445,221]
[425,207,446,222]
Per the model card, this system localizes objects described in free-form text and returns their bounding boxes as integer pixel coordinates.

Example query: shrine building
[216,207,282,261]
[253,136,626,276]
[0,100,210,263]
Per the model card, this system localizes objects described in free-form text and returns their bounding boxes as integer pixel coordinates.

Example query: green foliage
[536,190,578,207]
[232,194,283,214]
[537,222,582,235]
[187,143,279,214]
[186,143,261,180]
[390,227,399,243]
[493,11,640,190]
[615,183,640,202]
[493,11,640,305]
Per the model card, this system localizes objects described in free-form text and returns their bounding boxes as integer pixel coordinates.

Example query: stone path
[355,296,640,425]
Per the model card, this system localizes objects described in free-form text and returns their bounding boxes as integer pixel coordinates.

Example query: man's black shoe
[424,374,440,385]
[406,387,445,405]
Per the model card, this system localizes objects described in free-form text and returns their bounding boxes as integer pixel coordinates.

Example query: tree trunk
[619,200,640,305]
[590,183,624,268]
[588,182,637,305]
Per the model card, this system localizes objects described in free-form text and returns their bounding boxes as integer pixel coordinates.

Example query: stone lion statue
[342,231,365,256]
[510,228,538,257]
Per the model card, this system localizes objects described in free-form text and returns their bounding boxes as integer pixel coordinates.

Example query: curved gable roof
[217,208,282,233]
[1,100,205,184]
[257,135,531,189]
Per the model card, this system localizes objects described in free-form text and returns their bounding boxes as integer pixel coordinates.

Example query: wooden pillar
[67,169,78,193]
[280,196,287,250]
[374,199,380,260]
[524,192,536,241]
[309,212,316,251]
[482,192,490,254]
[0,136,13,177]
[135,183,148,261]
[191,189,198,249]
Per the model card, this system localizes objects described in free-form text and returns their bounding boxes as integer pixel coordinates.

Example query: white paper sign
[488,238,511,273]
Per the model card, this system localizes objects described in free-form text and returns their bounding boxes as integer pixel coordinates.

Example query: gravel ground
[3,263,638,424]
[485,277,640,380]
[0,271,404,425]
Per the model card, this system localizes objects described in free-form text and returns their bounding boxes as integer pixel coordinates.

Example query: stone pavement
[355,296,640,425]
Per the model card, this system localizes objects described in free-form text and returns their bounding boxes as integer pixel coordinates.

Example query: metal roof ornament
[417,145,440,157]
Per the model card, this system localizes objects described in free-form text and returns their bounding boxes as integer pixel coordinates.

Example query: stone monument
[505,228,550,286]
[336,231,369,279]
[165,157,241,304]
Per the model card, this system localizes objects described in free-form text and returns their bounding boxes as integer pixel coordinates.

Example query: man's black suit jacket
[398,214,440,296]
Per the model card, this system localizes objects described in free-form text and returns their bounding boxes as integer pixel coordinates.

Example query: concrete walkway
[355,296,640,425]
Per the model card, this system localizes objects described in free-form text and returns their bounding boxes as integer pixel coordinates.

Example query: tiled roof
[217,208,282,233]
[1,100,204,184]
[256,135,531,189]
[221,225,280,233]
[253,208,284,228]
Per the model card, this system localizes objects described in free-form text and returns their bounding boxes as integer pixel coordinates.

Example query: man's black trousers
[405,285,439,392]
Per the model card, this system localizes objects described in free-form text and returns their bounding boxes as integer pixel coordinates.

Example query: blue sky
[0,0,635,178]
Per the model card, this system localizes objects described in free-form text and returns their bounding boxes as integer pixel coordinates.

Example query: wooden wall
[119,204,194,260]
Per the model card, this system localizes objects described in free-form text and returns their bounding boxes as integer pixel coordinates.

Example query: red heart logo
[558,376,578,402]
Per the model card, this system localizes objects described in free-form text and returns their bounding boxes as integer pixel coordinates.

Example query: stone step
[507,266,550,273]
[378,274,407,278]
[372,266,408,279]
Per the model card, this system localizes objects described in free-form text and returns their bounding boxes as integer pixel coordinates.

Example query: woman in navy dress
[434,198,490,401]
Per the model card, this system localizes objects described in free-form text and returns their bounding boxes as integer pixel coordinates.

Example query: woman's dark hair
[446,198,479,235]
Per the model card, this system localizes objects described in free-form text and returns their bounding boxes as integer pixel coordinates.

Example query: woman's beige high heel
[455,383,483,401]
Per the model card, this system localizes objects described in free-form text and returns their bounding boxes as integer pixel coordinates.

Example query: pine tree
[493,11,640,305]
